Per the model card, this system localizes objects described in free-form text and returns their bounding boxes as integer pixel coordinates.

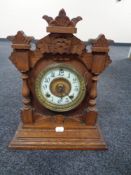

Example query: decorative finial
[58,9,66,17]
[43,15,53,24]
[91,34,110,54]
[42,9,82,33]
[8,31,33,45]
[71,16,82,26]
[92,34,109,47]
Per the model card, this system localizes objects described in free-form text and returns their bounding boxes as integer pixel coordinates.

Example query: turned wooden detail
[21,72,31,110]
[21,72,34,124]
[8,9,112,150]
[88,75,98,111]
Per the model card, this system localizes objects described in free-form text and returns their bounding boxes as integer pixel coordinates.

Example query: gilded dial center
[50,78,71,97]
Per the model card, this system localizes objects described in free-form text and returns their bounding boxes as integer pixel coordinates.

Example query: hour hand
[69,94,74,99]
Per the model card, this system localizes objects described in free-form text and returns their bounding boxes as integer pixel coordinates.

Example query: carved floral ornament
[36,34,85,55]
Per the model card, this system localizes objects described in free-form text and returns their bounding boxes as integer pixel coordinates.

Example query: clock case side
[8,31,34,124]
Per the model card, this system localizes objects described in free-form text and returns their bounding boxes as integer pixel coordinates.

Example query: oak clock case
[8,9,111,150]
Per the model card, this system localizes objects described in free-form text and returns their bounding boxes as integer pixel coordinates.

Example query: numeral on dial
[67,73,70,78]
[74,86,79,91]
[43,84,47,90]
[45,92,50,98]
[57,98,62,104]
[65,97,69,103]
[58,69,64,76]
[73,78,77,83]
[44,77,50,83]
[69,94,74,99]
[50,72,55,77]
[51,97,53,102]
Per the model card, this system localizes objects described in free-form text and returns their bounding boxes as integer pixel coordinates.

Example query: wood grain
[8,9,111,150]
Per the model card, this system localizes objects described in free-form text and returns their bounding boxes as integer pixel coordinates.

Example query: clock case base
[9,123,107,150]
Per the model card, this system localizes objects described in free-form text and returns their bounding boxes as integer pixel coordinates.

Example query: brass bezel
[35,63,86,112]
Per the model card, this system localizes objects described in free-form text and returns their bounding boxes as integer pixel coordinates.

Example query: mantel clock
[8,9,111,150]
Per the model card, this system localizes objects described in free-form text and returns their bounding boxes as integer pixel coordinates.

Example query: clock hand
[64,93,74,102]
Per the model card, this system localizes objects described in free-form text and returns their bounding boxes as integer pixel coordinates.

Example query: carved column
[21,72,31,109]
[85,35,111,125]
[88,75,98,111]
[20,72,34,124]
[8,31,34,124]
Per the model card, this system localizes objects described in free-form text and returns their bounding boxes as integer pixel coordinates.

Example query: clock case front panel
[8,9,111,150]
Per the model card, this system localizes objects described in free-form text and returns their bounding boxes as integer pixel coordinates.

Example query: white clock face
[41,67,80,105]
[35,64,86,112]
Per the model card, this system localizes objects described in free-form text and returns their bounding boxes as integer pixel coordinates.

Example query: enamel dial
[35,64,86,112]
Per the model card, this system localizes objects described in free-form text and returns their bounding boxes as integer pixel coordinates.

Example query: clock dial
[35,64,86,112]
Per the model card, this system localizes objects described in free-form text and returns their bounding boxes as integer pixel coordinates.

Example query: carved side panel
[8,31,33,72]
[91,34,112,74]
[10,51,30,72]
[84,34,112,126]
[8,31,34,124]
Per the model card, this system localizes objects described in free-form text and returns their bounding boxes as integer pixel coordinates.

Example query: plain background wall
[0,0,131,42]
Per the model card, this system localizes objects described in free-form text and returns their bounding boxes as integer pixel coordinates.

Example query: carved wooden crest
[36,34,85,56]
[43,9,82,34]
[43,9,82,27]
